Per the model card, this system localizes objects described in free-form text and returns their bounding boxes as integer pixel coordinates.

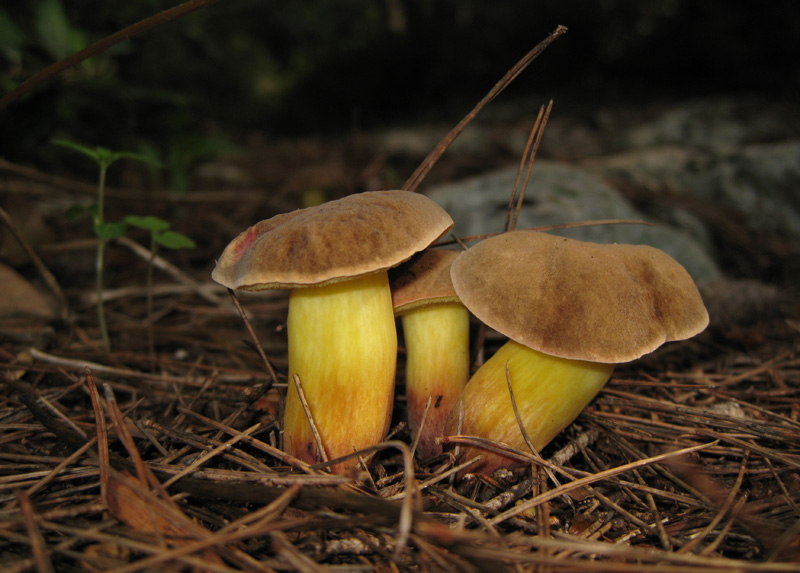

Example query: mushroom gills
[284,271,397,472]
[448,339,614,475]
[402,301,470,458]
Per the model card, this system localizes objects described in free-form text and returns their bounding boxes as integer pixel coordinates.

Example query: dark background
[1,0,798,178]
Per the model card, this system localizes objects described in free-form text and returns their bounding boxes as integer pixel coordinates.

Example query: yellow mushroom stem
[401,302,470,459]
[283,272,397,474]
[446,339,615,476]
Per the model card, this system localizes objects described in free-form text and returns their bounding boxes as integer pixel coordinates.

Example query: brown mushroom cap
[390,249,461,315]
[212,191,454,290]
[450,230,709,363]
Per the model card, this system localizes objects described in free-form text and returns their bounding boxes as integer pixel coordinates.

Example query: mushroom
[390,249,470,460]
[212,191,453,473]
[445,230,709,475]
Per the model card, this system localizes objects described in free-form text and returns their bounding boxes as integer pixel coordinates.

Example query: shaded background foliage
[1,0,798,180]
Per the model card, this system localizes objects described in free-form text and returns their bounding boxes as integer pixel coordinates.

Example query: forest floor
[1,94,799,571]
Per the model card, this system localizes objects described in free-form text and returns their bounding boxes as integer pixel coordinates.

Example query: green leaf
[93,147,115,166]
[35,0,86,61]
[113,150,163,169]
[65,202,99,220]
[167,134,237,192]
[0,9,27,64]
[65,203,89,220]
[134,142,165,172]
[94,221,127,240]
[124,215,170,233]
[52,139,104,163]
[155,230,195,250]
[53,139,163,169]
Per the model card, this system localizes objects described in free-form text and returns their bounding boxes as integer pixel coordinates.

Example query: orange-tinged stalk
[284,272,397,474]
[447,339,614,475]
[402,302,469,459]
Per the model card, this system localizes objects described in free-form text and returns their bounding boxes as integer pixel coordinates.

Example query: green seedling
[54,138,160,352]
[124,215,195,356]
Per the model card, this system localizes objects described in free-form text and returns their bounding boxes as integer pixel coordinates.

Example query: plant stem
[146,234,156,359]
[96,161,111,353]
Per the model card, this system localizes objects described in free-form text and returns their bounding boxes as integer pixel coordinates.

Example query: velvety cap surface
[450,230,709,363]
[390,249,461,314]
[212,191,454,290]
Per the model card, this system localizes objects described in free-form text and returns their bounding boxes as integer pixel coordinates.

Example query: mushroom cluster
[445,230,709,475]
[213,191,708,477]
[212,191,453,473]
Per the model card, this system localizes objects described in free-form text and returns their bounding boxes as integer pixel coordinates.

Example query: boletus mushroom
[446,230,709,475]
[391,249,469,460]
[212,191,453,473]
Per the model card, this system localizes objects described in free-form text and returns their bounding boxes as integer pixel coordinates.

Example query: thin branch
[17,490,55,573]
[161,422,263,489]
[511,99,552,231]
[503,361,565,495]
[504,108,542,232]
[402,25,567,192]
[226,288,279,389]
[487,440,719,526]
[410,396,432,459]
[293,373,328,465]
[117,236,224,307]
[0,0,224,111]
[0,205,70,320]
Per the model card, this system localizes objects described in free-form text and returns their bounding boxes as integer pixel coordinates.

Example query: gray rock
[625,100,747,150]
[420,96,798,285]
[426,161,721,282]
[623,97,795,150]
[583,141,800,235]
[588,97,800,235]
